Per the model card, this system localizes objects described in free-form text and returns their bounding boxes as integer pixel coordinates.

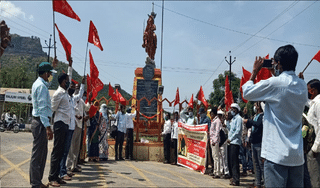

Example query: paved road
[0,131,255,187]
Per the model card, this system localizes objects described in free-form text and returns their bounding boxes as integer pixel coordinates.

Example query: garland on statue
[137,109,163,120]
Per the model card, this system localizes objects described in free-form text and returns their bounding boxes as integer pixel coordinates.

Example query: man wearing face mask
[242,45,308,187]
[243,102,264,188]
[48,58,73,187]
[226,103,242,186]
[64,79,86,178]
[302,79,320,187]
[180,107,198,125]
[112,105,127,161]
[29,58,57,188]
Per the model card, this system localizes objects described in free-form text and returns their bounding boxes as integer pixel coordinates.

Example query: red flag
[240,67,251,103]
[225,75,234,111]
[312,50,320,62]
[53,0,80,21]
[55,24,72,61]
[88,104,97,118]
[255,68,272,83]
[188,94,194,109]
[85,74,91,103]
[197,86,208,108]
[116,89,126,106]
[88,20,103,51]
[91,78,104,100]
[108,83,117,101]
[89,50,99,80]
[174,87,180,106]
[71,79,78,84]
[265,54,269,59]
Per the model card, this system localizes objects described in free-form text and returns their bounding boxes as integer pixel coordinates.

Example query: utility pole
[43,34,55,62]
[225,51,236,88]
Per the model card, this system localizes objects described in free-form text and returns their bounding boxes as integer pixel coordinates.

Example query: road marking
[0,155,29,181]
[1,143,32,156]
[121,162,190,187]
[153,163,196,187]
[125,161,158,187]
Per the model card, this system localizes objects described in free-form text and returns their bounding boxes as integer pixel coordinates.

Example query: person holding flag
[48,57,73,187]
[112,105,127,161]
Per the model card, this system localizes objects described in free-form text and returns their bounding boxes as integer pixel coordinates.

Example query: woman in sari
[87,101,101,162]
[99,104,110,161]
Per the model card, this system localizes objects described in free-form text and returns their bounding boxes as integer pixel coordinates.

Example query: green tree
[208,71,255,117]
[208,71,240,107]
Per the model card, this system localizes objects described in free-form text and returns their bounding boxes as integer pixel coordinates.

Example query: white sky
[1,1,320,110]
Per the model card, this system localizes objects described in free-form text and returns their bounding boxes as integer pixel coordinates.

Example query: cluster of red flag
[53,0,105,103]
[108,83,126,105]
[186,86,208,109]
[174,88,180,107]
[239,66,272,103]
[85,50,104,102]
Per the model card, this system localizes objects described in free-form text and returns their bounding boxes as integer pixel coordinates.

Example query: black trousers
[163,133,171,162]
[115,131,125,159]
[48,121,68,182]
[30,117,48,187]
[228,144,240,184]
[171,139,178,163]
[125,128,134,159]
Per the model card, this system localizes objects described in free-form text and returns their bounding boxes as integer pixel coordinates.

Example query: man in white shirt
[113,105,127,161]
[67,89,90,172]
[305,79,320,187]
[171,111,179,165]
[48,59,73,187]
[242,45,308,187]
[162,113,172,164]
[125,107,136,160]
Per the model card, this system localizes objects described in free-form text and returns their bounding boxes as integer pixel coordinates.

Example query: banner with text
[5,92,32,104]
[177,121,208,174]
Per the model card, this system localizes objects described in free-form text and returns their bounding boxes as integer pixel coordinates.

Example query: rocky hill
[0,34,132,101]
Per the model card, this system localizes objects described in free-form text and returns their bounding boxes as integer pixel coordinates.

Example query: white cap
[230,103,240,111]
[217,110,224,115]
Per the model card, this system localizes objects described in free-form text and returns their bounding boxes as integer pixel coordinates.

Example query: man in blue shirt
[30,59,57,188]
[226,103,243,186]
[242,45,308,187]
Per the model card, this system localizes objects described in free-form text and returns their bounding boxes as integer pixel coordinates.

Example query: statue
[0,20,11,57]
[142,12,157,62]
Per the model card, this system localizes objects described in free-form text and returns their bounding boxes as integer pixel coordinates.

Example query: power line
[236,1,318,58]
[231,1,299,52]
[154,3,320,48]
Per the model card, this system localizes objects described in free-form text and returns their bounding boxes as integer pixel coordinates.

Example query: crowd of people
[162,44,320,188]
[28,43,320,188]
[29,57,137,188]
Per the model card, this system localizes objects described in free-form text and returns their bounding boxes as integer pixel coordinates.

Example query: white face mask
[230,111,235,116]
[253,106,257,114]
[273,63,281,76]
[189,112,193,117]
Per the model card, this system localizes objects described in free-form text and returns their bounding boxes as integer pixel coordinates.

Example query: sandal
[48,181,60,187]
[230,180,240,186]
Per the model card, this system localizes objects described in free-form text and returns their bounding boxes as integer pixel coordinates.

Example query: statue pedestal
[132,66,163,142]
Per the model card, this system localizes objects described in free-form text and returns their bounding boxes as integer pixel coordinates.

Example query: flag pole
[53,9,56,58]
[83,42,89,76]
[301,59,313,74]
